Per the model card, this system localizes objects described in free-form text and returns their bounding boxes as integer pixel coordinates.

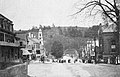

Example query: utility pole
[94,37,97,64]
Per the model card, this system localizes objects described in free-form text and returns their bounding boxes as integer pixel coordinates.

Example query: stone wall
[0,63,28,77]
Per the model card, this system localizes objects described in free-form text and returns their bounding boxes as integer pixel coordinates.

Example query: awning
[21,48,32,55]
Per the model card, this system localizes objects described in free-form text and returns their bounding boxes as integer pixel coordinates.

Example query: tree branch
[107,12,116,18]
[89,4,97,15]
[100,3,115,12]
[99,3,117,24]
[71,1,98,16]
[105,0,115,9]
[72,0,118,25]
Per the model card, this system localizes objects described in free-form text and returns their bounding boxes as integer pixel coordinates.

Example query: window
[0,19,4,28]
[20,42,23,46]
[111,40,116,52]
[11,48,14,58]
[28,50,32,53]
[5,34,14,43]
[10,24,13,32]
[36,50,40,54]
[0,19,2,28]
[39,34,41,36]
[0,33,4,41]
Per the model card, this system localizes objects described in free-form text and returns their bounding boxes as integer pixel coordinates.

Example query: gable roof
[64,49,78,56]
[28,38,40,45]
[102,23,116,32]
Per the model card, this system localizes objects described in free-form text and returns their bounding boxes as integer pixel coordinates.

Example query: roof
[102,23,116,32]
[21,48,32,55]
[16,34,27,41]
[0,14,12,23]
[64,49,78,56]
[28,38,40,44]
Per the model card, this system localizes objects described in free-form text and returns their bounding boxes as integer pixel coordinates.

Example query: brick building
[99,24,120,64]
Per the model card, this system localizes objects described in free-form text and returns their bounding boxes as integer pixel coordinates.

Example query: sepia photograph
[0,0,120,77]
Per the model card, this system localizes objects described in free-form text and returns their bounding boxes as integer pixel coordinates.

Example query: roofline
[0,14,13,23]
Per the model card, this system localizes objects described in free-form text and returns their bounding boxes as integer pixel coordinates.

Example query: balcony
[0,41,20,47]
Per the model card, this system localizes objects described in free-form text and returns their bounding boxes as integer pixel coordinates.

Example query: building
[0,14,22,63]
[99,23,120,64]
[16,26,45,60]
[63,49,79,63]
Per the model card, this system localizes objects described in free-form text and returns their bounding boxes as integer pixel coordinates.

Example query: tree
[74,0,120,64]
[67,27,83,37]
[84,25,99,38]
[51,41,63,59]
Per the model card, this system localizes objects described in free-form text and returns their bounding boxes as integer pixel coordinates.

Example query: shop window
[1,49,4,57]
[111,40,116,52]
[11,48,14,58]
[8,49,10,58]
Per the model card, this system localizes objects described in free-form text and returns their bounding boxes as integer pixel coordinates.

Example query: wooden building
[0,14,22,62]
[16,26,45,60]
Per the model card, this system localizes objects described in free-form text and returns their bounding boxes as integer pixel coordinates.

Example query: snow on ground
[28,62,120,77]
[65,63,120,77]
[28,63,74,77]
[28,63,52,77]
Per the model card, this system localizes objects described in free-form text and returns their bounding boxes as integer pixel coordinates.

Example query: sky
[0,0,103,30]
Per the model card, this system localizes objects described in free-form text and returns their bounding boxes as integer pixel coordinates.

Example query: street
[28,63,74,77]
[28,62,120,77]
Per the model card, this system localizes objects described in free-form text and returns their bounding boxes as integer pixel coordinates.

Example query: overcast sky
[0,0,102,30]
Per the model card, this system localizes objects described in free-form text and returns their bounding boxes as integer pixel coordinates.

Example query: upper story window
[0,17,13,32]
[0,32,4,41]
[111,40,116,52]
[0,19,3,28]
[39,34,41,36]
[9,24,13,32]
[20,42,23,46]
[5,34,14,43]
[40,41,41,44]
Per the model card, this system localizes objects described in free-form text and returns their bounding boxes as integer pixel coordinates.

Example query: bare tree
[74,0,120,64]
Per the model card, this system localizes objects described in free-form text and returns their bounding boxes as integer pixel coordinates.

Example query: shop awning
[21,48,32,55]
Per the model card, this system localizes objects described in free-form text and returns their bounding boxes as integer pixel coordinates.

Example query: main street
[28,62,120,77]
[28,62,74,77]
